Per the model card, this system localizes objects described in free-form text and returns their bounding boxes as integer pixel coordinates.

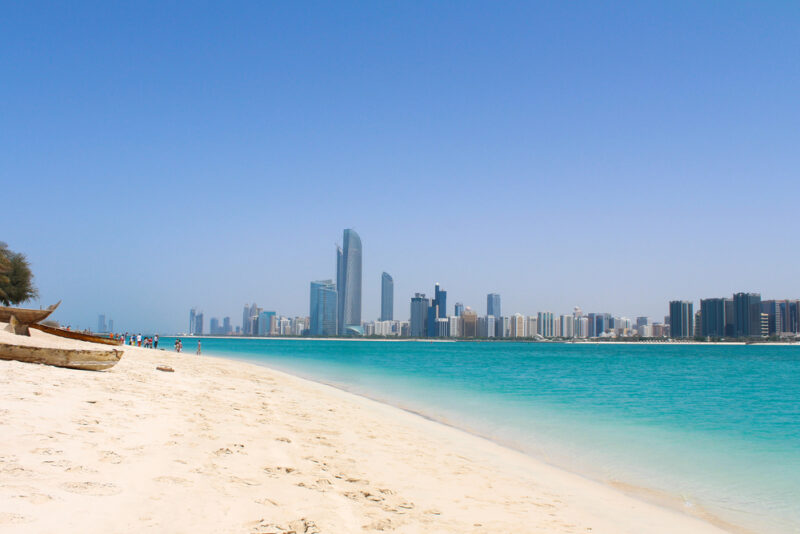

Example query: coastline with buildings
[174,229,798,344]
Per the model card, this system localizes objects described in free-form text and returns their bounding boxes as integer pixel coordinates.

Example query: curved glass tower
[337,229,363,335]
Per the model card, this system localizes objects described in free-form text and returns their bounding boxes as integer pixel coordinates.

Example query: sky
[2,2,799,333]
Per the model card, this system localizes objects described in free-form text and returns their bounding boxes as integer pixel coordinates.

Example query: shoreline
[1,332,736,533]
[206,350,749,534]
[172,335,798,346]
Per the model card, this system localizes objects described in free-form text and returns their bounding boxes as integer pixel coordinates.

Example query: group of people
[118,333,159,349]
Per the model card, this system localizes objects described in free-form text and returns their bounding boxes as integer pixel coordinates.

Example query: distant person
[137,333,142,347]
[196,341,202,355]
[154,334,159,349]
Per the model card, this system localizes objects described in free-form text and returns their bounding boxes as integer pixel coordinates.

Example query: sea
[159,337,800,533]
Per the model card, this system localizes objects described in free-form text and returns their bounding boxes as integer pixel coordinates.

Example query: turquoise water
[162,338,800,532]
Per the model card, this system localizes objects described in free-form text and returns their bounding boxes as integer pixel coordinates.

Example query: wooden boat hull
[0,342,122,371]
[0,301,60,325]
[29,324,124,346]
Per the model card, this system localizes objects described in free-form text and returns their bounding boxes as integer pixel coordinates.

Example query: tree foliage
[0,242,38,306]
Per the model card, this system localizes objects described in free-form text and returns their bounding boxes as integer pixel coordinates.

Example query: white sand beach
[0,325,731,533]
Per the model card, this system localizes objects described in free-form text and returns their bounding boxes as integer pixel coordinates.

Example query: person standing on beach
[154,334,159,349]
[137,333,142,347]
[196,341,201,355]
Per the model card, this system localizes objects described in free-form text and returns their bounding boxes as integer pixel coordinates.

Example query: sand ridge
[0,338,730,533]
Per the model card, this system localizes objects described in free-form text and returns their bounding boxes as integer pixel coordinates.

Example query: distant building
[108,319,114,333]
[310,280,338,336]
[410,293,430,337]
[733,292,762,338]
[223,317,232,335]
[380,272,394,321]
[636,316,649,329]
[97,314,106,333]
[189,309,196,335]
[537,312,555,338]
[337,229,363,336]
[487,293,501,318]
[669,301,693,338]
[560,315,574,338]
[510,313,525,338]
[461,308,478,338]
[449,315,461,338]
[210,317,220,335]
[454,302,464,317]
[700,298,727,338]
[427,283,447,337]
[258,311,276,336]
[193,312,204,336]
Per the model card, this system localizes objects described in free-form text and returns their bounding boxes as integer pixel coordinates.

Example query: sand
[0,326,730,533]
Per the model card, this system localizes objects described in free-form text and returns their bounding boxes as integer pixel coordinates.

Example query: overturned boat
[0,340,122,371]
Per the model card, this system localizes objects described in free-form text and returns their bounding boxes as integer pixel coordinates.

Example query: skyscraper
[189,308,196,335]
[487,293,501,318]
[336,229,363,335]
[194,312,204,335]
[97,314,106,333]
[669,300,694,338]
[310,280,338,336]
[223,317,232,335]
[427,283,447,337]
[381,272,394,321]
[733,292,762,338]
[700,298,727,337]
[454,302,464,317]
[410,293,430,337]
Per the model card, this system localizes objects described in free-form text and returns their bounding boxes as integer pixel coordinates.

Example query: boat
[29,323,123,346]
[0,301,60,325]
[0,342,122,371]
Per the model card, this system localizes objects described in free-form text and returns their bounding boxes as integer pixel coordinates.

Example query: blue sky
[2,2,799,332]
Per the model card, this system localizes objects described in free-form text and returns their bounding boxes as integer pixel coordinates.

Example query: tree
[0,242,38,306]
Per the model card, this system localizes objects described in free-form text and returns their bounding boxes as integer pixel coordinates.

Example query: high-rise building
[510,313,525,338]
[761,300,782,336]
[461,308,478,338]
[560,315,574,338]
[700,298,727,338]
[669,300,694,338]
[381,272,394,321]
[427,283,447,337]
[337,229,363,335]
[189,309,197,335]
[258,311,276,336]
[636,316,649,329]
[223,317,232,335]
[310,280,338,336]
[538,312,555,337]
[449,315,461,337]
[242,304,251,336]
[193,312,204,335]
[108,319,114,333]
[487,293,501,318]
[454,302,464,317]
[97,314,106,333]
[733,292,762,338]
[210,317,220,335]
[410,293,430,337]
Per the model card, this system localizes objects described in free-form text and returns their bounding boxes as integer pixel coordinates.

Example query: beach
[0,330,729,533]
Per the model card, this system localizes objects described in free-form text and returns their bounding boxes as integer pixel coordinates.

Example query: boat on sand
[0,340,122,371]
[0,301,60,325]
[29,323,123,346]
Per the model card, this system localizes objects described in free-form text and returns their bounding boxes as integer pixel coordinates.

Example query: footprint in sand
[154,476,192,487]
[99,451,123,464]
[0,513,32,525]
[60,481,121,496]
